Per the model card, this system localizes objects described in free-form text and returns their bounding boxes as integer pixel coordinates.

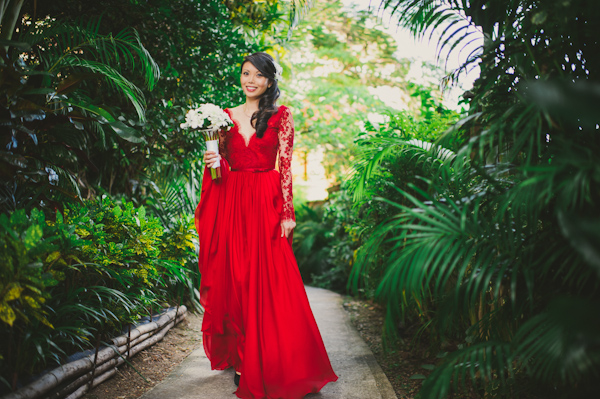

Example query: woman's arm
[278,107,296,237]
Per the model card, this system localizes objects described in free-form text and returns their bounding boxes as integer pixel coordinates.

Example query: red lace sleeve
[278,107,295,222]
[218,127,228,160]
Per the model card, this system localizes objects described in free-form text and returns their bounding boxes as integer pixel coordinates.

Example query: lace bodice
[222,106,295,222]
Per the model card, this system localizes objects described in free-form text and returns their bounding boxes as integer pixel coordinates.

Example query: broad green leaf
[22,225,43,250]
[108,121,146,143]
[113,205,123,218]
[61,99,115,122]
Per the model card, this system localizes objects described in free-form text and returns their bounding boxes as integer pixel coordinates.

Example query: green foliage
[0,209,57,329]
[348,1,600,397]
[349,109,462,201]
[64,197,163,286]
[0,198,198,392]
[0,18,158,213]
[158,215,201,311]
[224,0,311,38]
[3,0,265,212]
[279,0,447,181]
[24,18,160,122]
[293,190,359,293]
[294,106,459,294]
[27,0,261,201]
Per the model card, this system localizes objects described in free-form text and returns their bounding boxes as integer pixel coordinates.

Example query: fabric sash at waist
[230,168,274,173]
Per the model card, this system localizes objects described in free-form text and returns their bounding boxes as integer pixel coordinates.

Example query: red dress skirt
[195,107,337,399]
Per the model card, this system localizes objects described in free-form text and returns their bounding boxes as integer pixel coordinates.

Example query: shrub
[293,190,359,293]
[0,197,198,392]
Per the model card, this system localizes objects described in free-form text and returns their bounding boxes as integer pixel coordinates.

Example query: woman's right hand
[204,151,221,168]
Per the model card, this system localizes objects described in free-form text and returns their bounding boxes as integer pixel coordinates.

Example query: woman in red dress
[194,52,338,399]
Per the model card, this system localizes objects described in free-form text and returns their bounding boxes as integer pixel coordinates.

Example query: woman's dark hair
[241,52,280,138]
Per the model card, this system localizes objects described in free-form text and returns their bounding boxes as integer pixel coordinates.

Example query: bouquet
[180,103,233,179]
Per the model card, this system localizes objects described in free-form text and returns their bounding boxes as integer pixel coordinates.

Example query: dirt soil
[84,297,434,399]
[83,312,204,399]
[342,297,440,399]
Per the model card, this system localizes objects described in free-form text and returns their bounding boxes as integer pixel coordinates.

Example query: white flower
[273,60,283,81]
[180,103,233,131]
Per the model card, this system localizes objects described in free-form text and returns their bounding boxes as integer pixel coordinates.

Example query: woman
[194,52,338,399]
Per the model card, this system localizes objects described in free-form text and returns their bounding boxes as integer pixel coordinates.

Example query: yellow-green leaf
[4,286,24,301]
[46,251,61,263]
[0,304,16,326]
[22,225,43,250]
[23,296,41,309]
[32,311,54,328]
[24,284,42,295]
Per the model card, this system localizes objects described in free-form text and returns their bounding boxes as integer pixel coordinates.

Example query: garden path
[140,286,397,399]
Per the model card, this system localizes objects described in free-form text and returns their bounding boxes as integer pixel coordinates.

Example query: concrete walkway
[141,286,397,399]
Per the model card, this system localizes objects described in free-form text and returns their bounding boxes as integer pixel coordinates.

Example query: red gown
[194,105,338,399]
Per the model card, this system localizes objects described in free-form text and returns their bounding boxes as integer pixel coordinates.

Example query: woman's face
[240,62,271,100]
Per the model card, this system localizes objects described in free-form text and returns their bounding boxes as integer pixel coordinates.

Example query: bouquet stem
[203,129,221,180]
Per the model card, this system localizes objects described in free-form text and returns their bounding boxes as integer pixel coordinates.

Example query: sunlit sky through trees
[341,0,482,109]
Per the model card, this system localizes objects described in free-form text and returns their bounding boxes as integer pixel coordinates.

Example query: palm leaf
[19,19,159,122]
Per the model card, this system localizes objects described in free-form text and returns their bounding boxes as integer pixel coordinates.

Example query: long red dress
[194,105,338,399]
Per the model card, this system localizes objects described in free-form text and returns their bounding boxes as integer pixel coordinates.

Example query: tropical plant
[348,0,600,398]
[224,0,312,39]
[0,16,159,213]
[292,190,360,293]
[292,105,459,293]
[310,190,362,293]
[27,0,267,206]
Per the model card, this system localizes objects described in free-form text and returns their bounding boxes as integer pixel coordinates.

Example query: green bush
[0,198,198,392]
[350,1,600,397]
[293,190,359,293]
[294,108,461,295]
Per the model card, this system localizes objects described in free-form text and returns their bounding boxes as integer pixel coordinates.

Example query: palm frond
[19,19,159,121]
[514,297,600,386]
[421,341,514,398]
[349,134,456,201]
[379,0,483,67]
[59,56,147,121]
[145,169,201,227]
[287,0,313,37]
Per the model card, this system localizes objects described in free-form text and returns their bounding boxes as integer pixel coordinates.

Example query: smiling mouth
[246,86,257,92]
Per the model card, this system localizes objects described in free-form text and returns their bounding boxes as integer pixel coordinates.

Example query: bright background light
[294,0,483,201]
[341,0,482,109]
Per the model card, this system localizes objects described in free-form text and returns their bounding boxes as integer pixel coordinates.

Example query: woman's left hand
[281,219,296,238]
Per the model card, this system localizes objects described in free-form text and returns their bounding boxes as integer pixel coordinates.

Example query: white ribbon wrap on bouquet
[206,139,220,168]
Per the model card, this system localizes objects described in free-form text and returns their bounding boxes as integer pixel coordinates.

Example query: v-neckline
[227,109,255,147]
